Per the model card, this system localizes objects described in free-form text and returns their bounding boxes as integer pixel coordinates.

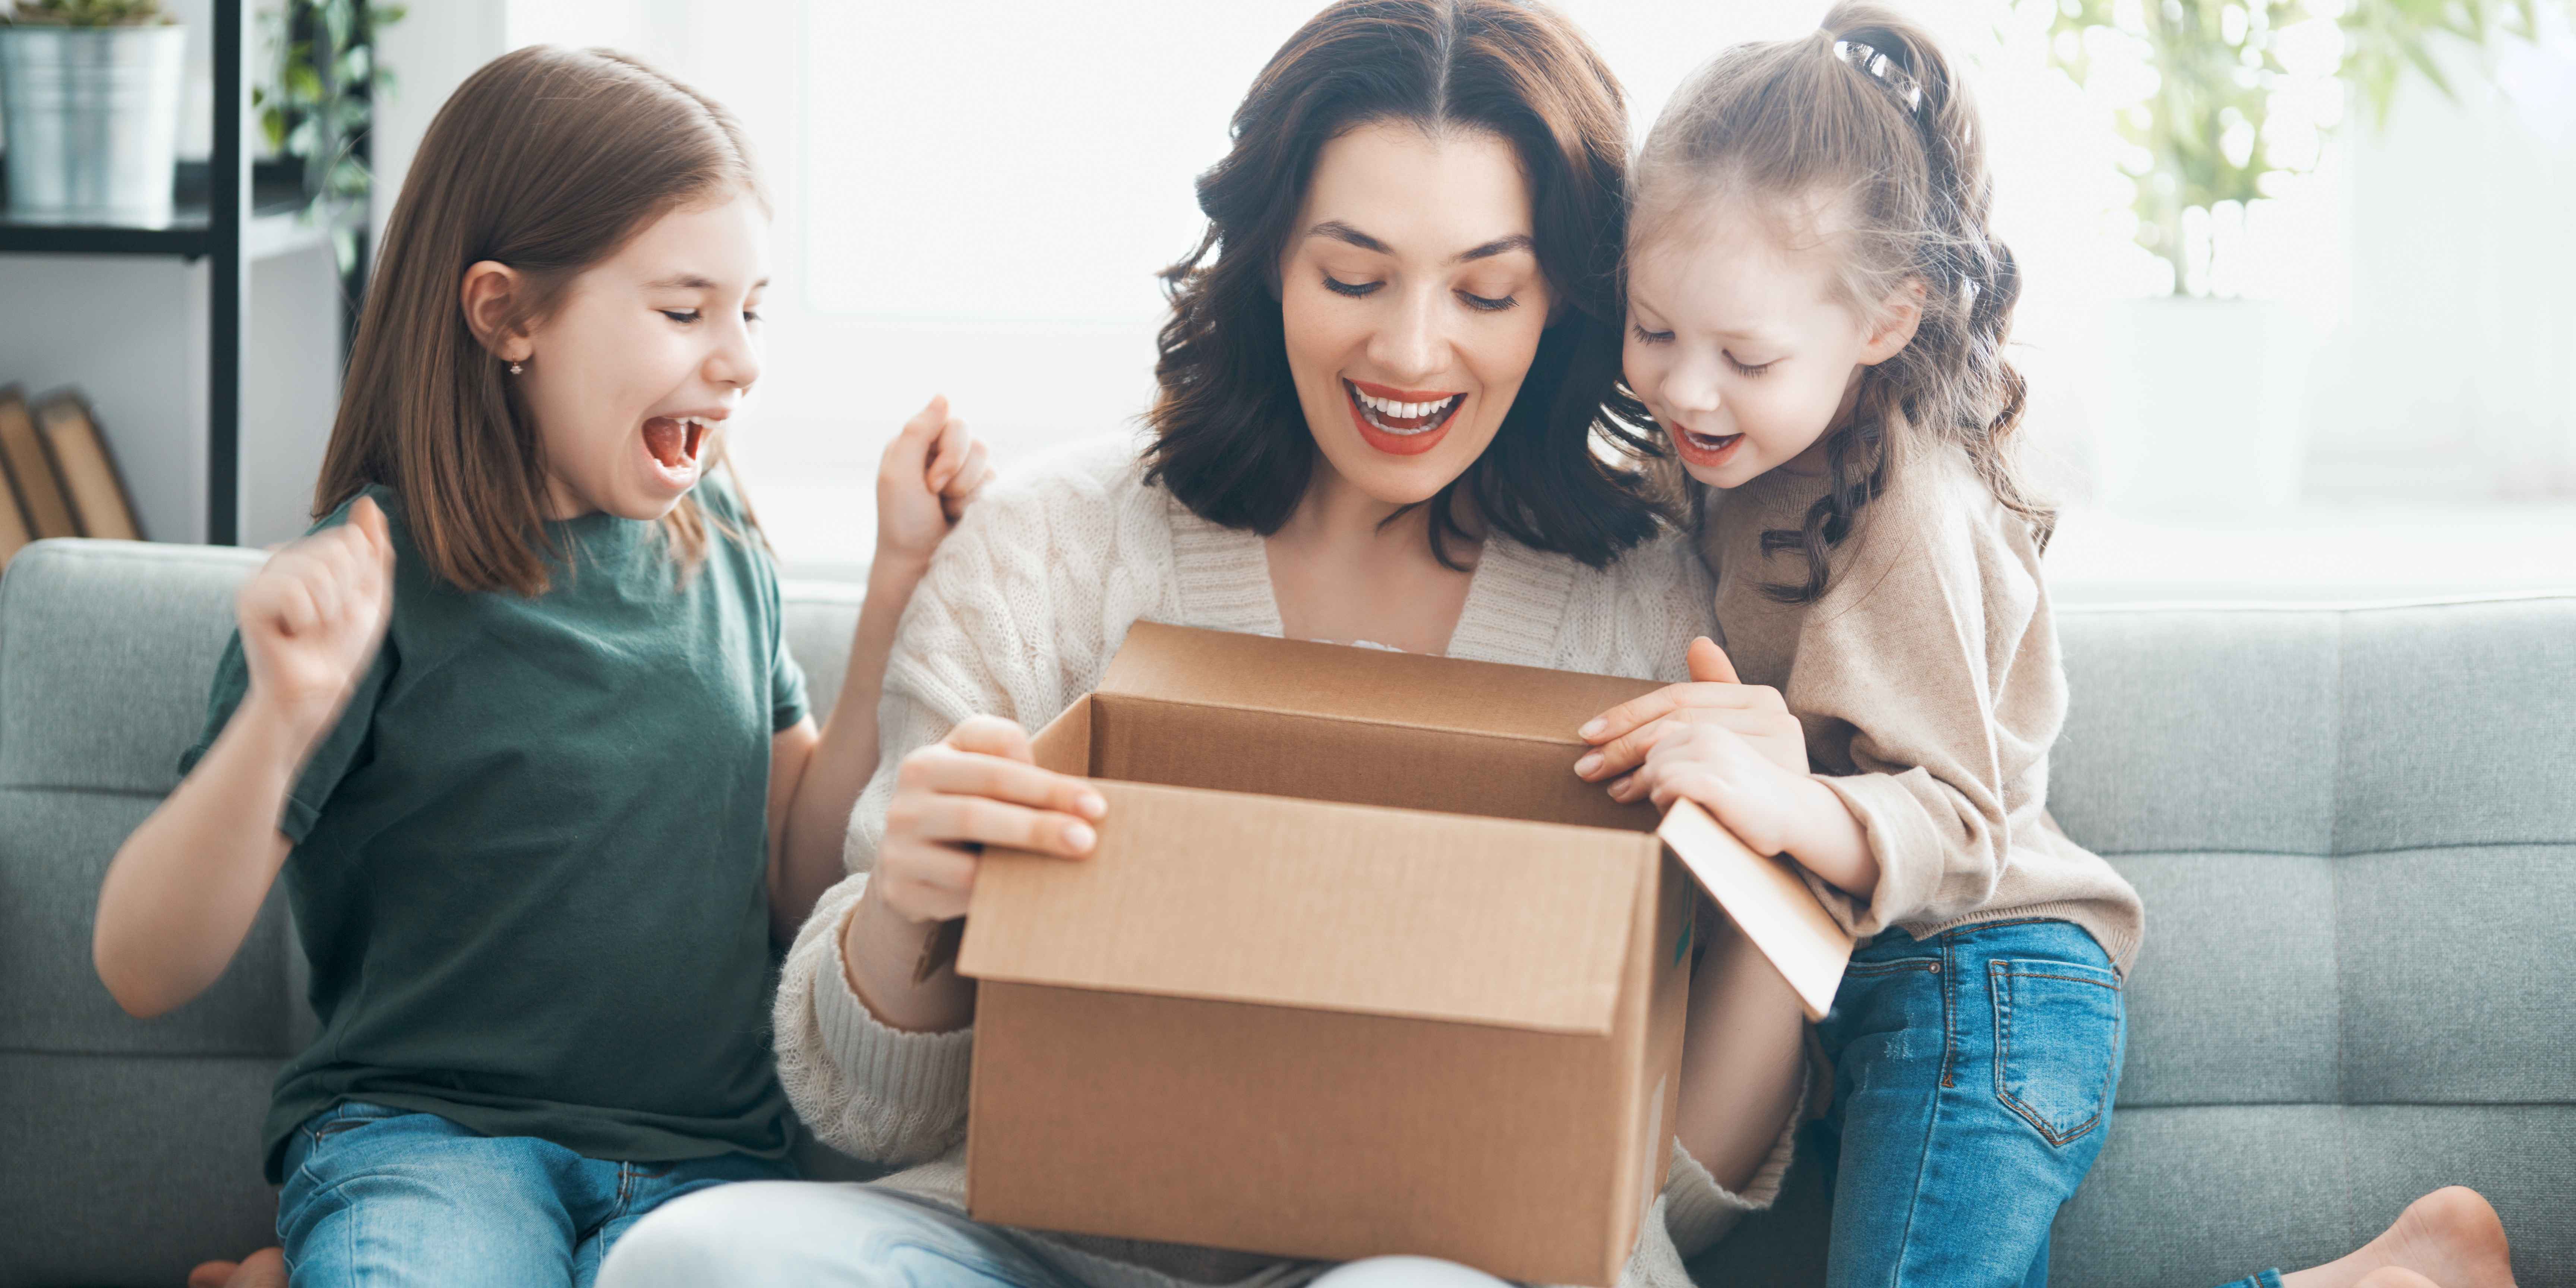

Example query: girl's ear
[1859,277,1926,366]
[460,260,535,362]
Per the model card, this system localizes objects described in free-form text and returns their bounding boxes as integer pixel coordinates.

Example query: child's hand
[1576,637,1807,801]
[237,496,395,743]
[1630,719,1824,859]
[875,395,992,574]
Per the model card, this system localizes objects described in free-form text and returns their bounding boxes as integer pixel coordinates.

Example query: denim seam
[1938,935,1957,1088]
[1887,937,1959,1287]
[2002,971,2118,990]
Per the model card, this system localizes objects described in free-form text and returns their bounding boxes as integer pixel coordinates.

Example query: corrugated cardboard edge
[1656,799,1853,1022]
[1100,622,1660,747]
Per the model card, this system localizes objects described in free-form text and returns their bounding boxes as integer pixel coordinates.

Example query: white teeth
[1352,387,1458,422]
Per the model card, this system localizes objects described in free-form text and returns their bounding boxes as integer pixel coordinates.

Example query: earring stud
[509,361,523,375]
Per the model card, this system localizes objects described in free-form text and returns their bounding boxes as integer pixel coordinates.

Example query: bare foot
[2284,1188,2516,1288]
[186,1247,285,1288]
[2354,1271,2441,1288]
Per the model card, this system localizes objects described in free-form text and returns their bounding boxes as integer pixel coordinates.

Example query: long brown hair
[1144,0,1666,571]
[1634,1,2049,603]
[315,45,763,595]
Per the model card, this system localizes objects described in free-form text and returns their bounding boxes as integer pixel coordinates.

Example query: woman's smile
[1344,378,1465,456]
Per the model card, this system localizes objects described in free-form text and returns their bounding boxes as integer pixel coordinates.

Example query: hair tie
[1832,38,1924,113]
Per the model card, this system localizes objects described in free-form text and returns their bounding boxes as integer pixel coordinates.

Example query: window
[474,0,2576,594]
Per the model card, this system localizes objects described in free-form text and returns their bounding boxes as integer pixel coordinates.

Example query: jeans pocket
[1989,958,2122,1146]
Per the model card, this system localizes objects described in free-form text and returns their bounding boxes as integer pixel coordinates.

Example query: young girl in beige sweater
[1570,12,2140,1285]
[1568,8,2522,1288]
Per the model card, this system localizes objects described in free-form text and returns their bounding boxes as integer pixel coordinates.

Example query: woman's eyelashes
[1320,273,1518,312]
[1726,353,1776,377]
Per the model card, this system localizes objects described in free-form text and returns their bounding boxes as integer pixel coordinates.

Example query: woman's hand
[237,496,395,746]
[865,715,1106,925]
[874,395,992,576]
[1575,637,1807,801]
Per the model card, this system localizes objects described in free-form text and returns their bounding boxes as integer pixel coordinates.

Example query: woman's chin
[1311,425,1491,510]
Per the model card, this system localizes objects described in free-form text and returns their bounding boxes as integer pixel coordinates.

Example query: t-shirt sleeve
[759,544,809,734]
[177,629,389,845]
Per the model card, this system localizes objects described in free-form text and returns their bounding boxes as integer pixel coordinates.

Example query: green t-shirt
[181,476,808,1182]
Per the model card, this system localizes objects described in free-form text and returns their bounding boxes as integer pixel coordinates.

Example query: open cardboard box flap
[967,622,1853,1023]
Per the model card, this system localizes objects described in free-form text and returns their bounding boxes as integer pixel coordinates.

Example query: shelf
[0,161,356,261]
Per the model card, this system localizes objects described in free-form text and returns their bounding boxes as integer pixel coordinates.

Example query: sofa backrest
[2042,598,2575,1286]
[3,537,2569,1287]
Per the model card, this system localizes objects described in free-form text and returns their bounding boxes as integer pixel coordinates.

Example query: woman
[599,3,1814,1286]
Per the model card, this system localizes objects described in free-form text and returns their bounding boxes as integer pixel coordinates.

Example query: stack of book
[1,387,144,571]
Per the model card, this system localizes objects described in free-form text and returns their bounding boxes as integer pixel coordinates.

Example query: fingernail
[1064,823,1096,854]
[1578,718,1606,740]
[1575,752,1603,777]
[1079,792,1107,819]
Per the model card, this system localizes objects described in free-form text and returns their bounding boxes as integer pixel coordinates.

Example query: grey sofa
[2,537,2568,1288]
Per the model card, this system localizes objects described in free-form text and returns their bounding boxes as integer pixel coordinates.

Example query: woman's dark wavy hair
[1636,1,2052,603]
[1143,0,1666,570]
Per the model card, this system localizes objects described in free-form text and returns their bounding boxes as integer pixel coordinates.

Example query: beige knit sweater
[777,435,1796,1288]
[1694,443,2143,973]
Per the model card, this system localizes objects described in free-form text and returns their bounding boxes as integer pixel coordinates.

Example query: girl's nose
[1661,350,1725,417]
[707,319,762,391]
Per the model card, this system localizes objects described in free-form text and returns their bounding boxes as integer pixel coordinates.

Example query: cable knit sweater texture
[774,436,1797,1288]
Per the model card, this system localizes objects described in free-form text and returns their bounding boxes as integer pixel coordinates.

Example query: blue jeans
[1810,918,2127,1288]
[277,1100,792,1288]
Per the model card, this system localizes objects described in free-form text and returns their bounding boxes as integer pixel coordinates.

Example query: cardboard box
[956,624,1850,1285]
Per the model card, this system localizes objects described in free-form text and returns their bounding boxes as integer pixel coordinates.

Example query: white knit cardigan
[774,435,1797,1288]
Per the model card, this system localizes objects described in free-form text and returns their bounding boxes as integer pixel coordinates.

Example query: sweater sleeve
[778,439,1163,1161]
[1783,473,2065,937]
[771,871,976,1165]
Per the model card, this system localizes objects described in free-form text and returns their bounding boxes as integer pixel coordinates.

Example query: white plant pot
[2096,297,2315,517]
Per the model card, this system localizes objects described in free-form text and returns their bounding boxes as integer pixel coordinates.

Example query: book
[0,429,30,569]
[0,386,79,541]
[34,391,143,541]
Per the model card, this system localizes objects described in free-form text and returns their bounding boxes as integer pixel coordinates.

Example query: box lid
[1656,799,1854,1021]
[1098,622,1659,747]
[960,780,1652,1035]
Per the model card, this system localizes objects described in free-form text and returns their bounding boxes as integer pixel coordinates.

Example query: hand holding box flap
[1656,798,1854,1021]
[960,780,1650,1035]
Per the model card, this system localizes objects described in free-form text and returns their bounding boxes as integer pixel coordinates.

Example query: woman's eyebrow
[1304,220,1534,265]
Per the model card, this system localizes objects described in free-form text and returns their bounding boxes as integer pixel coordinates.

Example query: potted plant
[2043,0,2563,514]
[256,0,404,273]
[0,0,186,225]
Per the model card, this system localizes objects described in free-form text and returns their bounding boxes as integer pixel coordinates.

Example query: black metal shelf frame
[0,0,364,545]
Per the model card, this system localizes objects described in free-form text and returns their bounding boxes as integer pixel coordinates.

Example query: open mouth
[641,415,711,487]
[1344,379,1464,457]
[1672,425,1745,468]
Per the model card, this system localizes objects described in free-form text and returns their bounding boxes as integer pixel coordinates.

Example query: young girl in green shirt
[90,45,984,1287]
